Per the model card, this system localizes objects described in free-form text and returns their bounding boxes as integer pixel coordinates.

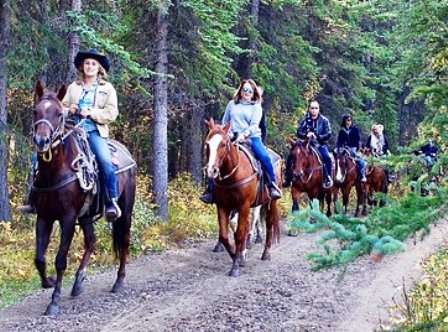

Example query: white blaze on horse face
[336,159,343,182]
[43,101,52,111]
[207,134,223,178]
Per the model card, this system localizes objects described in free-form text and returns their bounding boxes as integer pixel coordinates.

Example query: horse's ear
[35,80,45,99]
[288,137,296,147]
[223,121,231,134]
[56,84,67,101]
[204,118,215,129]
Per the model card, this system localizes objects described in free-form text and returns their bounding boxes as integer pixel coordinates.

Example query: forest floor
[0,215,447,332]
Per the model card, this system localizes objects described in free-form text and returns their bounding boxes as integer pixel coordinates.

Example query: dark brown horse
[289,138,333,217]
[204,118,281,277]
[31,81,136,315]
[362,148,388,207]
[333,148,366,216]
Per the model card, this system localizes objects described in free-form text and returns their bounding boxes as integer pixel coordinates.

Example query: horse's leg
[254,205,264,244]
[217,207,234,259]
[35,218,56,289]
[289,187,300,236]
[342,186,350,215]
[213,240,226,252]
[214,210,237,252]
[111,195,133,293]
[45,218,76,316]
[262,200,280,261]
[71,218,96,297]
[291,186,300,213]
[229,206,250,276]
[325,190,332,217]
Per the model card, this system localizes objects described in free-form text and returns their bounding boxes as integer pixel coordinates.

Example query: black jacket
[297,113,332,146]
[337,125,361,151]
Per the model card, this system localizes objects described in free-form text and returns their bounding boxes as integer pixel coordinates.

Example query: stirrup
[269,183,283,200]
[17,204,36,214]
[361,175,367,182]
[105,200,121,221]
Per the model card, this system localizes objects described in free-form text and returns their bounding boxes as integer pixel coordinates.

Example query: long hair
[76,59,108,82]
[233,78,263,104]
[340,114,352,127]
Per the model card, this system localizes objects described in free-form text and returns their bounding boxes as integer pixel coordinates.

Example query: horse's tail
[112,219,130,259]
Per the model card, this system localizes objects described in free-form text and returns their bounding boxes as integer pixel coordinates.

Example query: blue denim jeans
[250,137,276,183]
[87,130,117,200]
[317,145,332,178]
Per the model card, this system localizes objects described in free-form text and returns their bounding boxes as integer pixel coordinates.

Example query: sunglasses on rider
[242,84,254,94]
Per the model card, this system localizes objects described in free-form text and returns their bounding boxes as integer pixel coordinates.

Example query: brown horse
[289,138,333,217]
[204,118,281,277]
[31,81,136,315]
[362,148,388,207]
[333,148,366,216]
[365,165,388,207]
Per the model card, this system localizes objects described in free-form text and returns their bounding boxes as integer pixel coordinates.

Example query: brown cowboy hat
[74,49,110,72]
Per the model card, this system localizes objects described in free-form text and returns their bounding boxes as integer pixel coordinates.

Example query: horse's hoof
[228,268,240,277]
[261,251,271,261]
[288,230,298,237]
[42,277,56,289]
[212,242,225,253]
[255,235,263,244]
[112,281,124,293]
[45,303,59,316]
[71,282,84,297]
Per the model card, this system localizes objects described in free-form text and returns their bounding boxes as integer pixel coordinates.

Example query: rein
[217,140,240,181]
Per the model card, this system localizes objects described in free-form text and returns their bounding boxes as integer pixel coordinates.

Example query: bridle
[335,150,356,183]
[207,134,240,181]
[292,144,321,184]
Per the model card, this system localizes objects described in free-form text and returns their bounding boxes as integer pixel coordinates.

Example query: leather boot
[199,178,214,204]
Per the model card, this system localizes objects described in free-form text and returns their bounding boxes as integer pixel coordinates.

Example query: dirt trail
[1,216,447,332]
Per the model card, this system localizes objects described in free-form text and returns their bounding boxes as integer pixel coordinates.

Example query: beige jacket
[62,78,118,138]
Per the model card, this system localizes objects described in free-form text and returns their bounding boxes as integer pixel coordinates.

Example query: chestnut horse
[333,148,366,216]
[289,138,333,216]
[204,118,281,277]
[31,81,136,315]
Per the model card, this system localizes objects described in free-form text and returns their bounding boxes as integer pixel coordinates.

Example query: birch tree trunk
[0,0,11,221]
[152,3,169,220]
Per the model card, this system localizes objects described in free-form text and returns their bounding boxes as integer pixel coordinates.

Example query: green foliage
[66,10,153,79]
[290,179,447,270]
[386,248,448,331]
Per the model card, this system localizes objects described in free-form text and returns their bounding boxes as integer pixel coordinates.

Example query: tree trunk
[66,0,82,83]
[0,0,11,221]
[152,3,169,220]
[188,107,203,184]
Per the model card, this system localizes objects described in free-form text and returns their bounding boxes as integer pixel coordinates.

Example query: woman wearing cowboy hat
[63,49,121,221]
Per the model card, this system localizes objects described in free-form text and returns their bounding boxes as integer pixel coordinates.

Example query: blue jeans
[250,137,276,183]
[87,130,117,200]
[317,145,332,178]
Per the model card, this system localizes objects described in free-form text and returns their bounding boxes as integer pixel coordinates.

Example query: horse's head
[334,148,350,183]
[33,80,67,153]
[289,138,310,181]
[204,118,231,179]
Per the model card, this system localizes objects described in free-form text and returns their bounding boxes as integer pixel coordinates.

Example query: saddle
[238,142,281,207]
[72,128,136,218]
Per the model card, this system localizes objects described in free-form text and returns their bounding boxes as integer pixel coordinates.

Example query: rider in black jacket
[284,100,333,189]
